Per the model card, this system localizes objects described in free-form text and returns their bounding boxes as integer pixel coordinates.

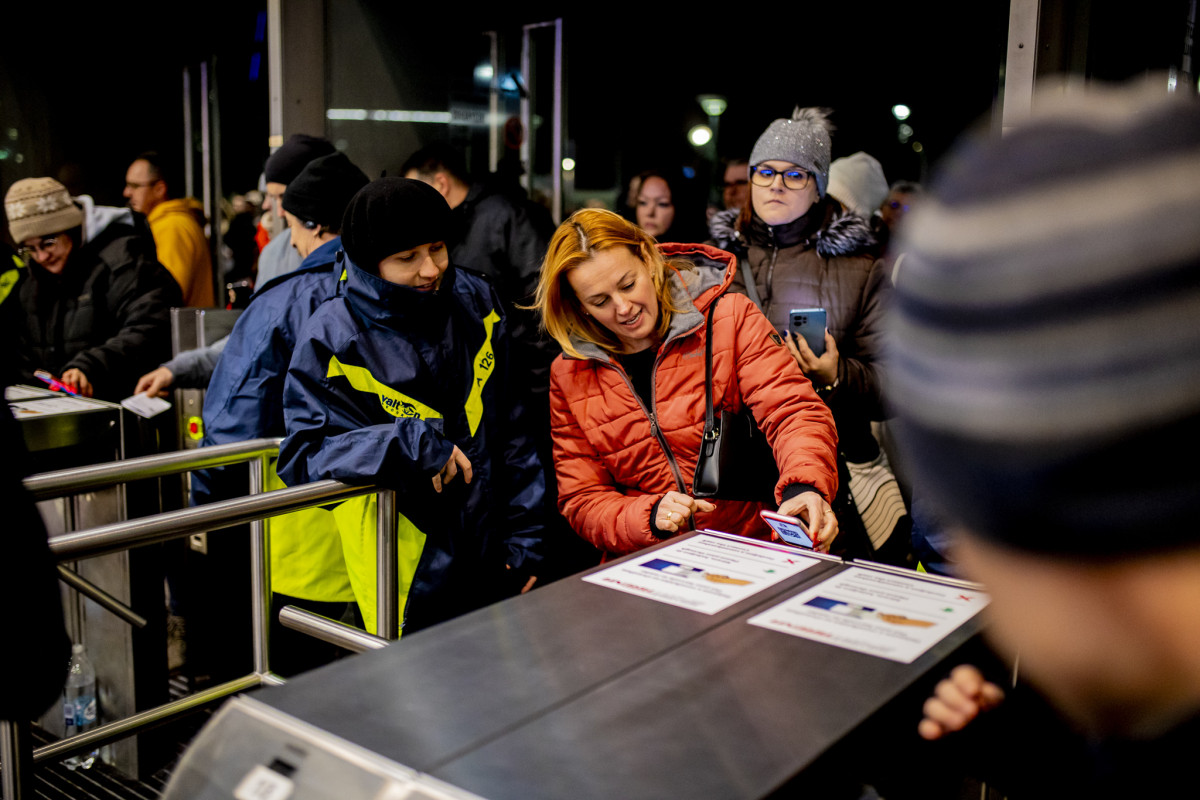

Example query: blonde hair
[534,209,686,359]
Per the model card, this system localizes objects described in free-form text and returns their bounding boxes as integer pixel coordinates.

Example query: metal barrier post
[12,441,389,788]
[1,720,30,800]
[376,489,398,640]
[278,606,389,654]
[250,453,271,676]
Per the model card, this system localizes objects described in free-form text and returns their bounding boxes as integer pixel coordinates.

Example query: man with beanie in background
[892,80,1200,796]
[184,151,369,679]
[133,133,336,399]
[124,150,214,307]
[278,177,544,638]
[258,134,337,286]
[2,176,180,400]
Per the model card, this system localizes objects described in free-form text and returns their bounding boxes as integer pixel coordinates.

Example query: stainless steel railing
[1,438,399,800]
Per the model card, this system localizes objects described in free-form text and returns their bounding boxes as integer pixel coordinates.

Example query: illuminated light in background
[499,74,519,93]
[249,52,261,81]
[562,157,576,172]
[0,149,9,161]
[689,125,713,147]
[474,63,494,84]
[6,128,17,140]
[892,104,912,120]
[697,95,728,117]
[912,141,924,153]
[898,123,913,143]
[326,109,453,124]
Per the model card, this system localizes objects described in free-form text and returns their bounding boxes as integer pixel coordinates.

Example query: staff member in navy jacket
[278,178,544,637]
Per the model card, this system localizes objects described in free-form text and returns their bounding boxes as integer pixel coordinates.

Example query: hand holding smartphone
[759,509,815,549]
[788,308,827,357]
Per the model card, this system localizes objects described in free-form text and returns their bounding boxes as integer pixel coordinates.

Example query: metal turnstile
[163,534,984,799]
[8,387,154,776]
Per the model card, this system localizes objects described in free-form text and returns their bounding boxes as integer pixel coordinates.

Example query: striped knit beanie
[887,78,1200,556]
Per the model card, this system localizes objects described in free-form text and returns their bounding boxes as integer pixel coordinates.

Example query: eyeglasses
[18,236,62,260]
[750,165,812,191]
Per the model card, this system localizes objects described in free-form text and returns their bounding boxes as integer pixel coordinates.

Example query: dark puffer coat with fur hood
[709,198,889,461]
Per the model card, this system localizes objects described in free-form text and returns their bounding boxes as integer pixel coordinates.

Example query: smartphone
[33,369,79,396]
[759,510,814,549]
[788,308,826,357]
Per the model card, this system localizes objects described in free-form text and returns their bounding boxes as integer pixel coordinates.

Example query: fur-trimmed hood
[708,202,875,259]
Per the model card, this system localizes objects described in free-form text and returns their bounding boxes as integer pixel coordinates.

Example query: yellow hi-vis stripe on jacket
[332,489,427,638]
[326,356,443,421]
[0,261,23,306]
[323,354,445,637]
[266,462,355,602]
[465,309,501,436]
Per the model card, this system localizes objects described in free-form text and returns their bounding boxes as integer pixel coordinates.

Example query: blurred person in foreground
[893,79,1200,797]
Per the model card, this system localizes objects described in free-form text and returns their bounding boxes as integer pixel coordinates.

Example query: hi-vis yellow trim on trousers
[327,356,443,421]
[465,309,501,436]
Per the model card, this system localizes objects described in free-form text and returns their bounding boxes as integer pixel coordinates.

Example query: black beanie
[281,152,369,229]
[341,178,453,271]
[264,134,336,185]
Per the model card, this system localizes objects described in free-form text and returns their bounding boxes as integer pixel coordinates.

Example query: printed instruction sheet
[9,396,104,418]
[748,567,989,663]
[4,385,54,401]
[583,533,822,614]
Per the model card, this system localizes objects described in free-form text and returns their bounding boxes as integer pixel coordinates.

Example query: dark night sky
[0,2,1191,227]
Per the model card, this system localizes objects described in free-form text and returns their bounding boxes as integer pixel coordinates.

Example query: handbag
[691,294,780,502]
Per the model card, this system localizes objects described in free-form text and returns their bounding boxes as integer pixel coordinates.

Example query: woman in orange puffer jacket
[534,209,839,558]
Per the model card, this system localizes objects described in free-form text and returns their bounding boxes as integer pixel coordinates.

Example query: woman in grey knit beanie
[709,107,903,563]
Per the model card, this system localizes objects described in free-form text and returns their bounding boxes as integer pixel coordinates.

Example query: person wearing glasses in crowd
[2,177,180,400]
[709,108,904,563]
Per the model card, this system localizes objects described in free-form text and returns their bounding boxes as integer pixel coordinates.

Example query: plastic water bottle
[63,643,99,770]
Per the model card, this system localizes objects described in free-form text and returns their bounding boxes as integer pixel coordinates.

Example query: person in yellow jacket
[125,151,214,307]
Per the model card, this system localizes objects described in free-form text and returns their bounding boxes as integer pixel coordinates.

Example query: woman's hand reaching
[776,491,838,551]
[654,491,716,534]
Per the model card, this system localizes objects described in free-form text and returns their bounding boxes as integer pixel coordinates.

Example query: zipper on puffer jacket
[600,360,687,494]
[763,227,779,311]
